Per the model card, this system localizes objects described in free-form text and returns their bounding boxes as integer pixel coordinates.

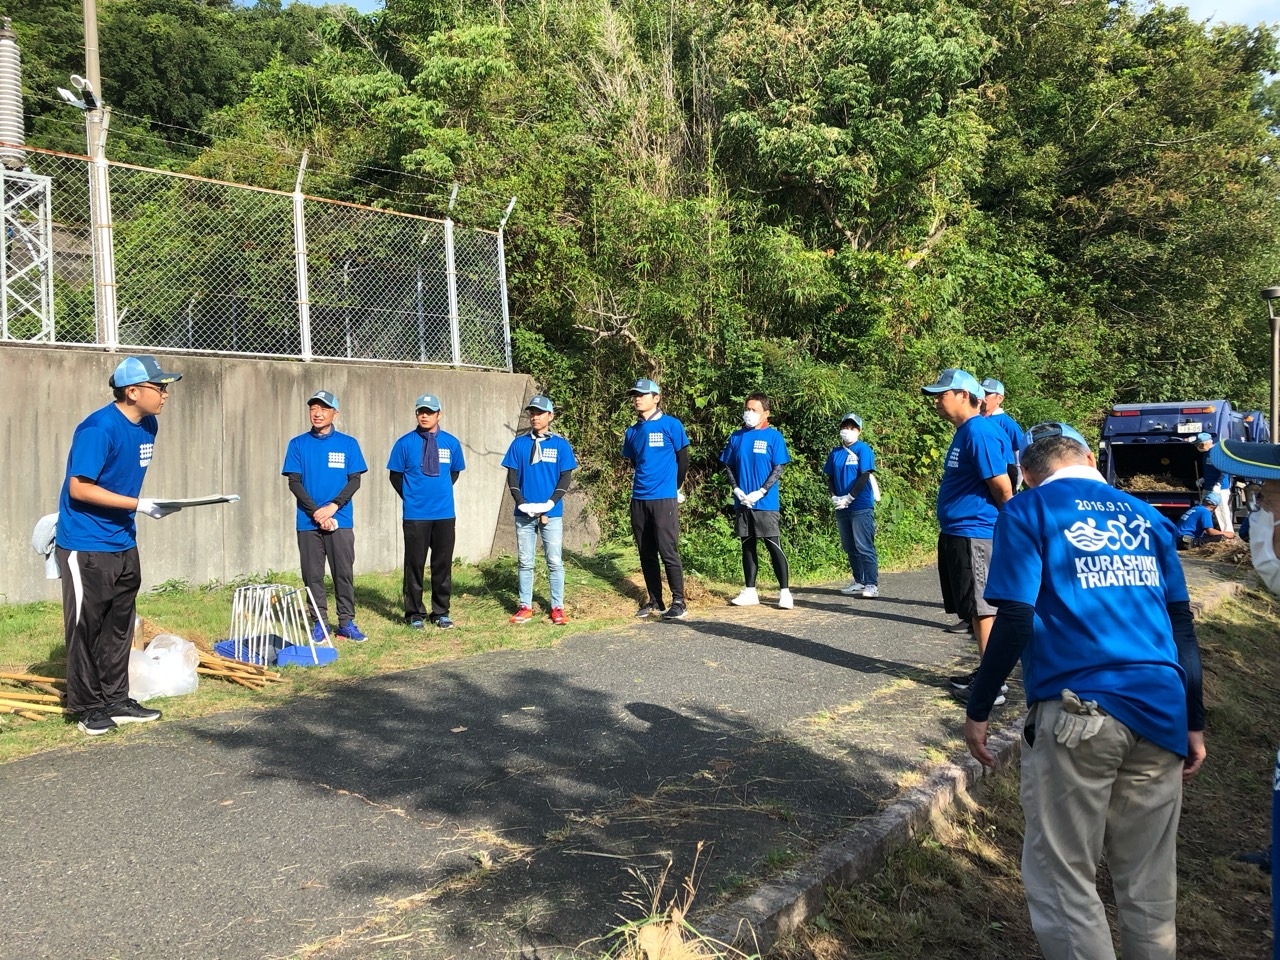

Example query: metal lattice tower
[0,166,54,342]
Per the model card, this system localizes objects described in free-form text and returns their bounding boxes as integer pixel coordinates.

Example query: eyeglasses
[136,382,169,395]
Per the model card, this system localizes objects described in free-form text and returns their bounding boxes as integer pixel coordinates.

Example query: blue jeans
[515,515,564,608]
[836,508,878,586]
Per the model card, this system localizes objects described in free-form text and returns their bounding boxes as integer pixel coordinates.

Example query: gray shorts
[735,509,781,539]
[937,533,996,620]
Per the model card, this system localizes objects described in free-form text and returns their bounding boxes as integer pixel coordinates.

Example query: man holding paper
[501,395,577,625]
[55,355,183,736]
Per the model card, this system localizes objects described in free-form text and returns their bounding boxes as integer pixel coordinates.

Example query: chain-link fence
[3,145,512,370]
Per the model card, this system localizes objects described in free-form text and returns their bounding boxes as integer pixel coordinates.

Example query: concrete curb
[698,566,1252,956]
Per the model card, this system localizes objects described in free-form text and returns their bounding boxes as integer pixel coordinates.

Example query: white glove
[1053,689,1105,748]
[517,502,540,516]
[1195,477,1204,488]
[136,498,180,520]
[732,487,748,503]
[676,491,686,504]
[831,494,852,509]
[743,489,766,507]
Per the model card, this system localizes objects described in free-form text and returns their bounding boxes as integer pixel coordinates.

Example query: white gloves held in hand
[831,494,853,510]
[136,498,180,520]
[732,487,748,504]
[742,489,765,507]
[518,501,555,516]
[676,491,686,504]
[1053,689,1105,748]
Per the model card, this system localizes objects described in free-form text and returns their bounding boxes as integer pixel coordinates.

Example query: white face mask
[840,428,860,445]
[742,410,762,428]
[1251,508,1280,597]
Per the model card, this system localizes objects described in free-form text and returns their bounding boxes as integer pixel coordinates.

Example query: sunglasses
[136,382,169,395]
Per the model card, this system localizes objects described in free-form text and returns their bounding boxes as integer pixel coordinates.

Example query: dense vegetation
[12,0,1280,576]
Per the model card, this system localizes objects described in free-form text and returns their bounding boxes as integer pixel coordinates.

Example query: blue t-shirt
[720,425,790,513]
[622,413,689,500]
[501,433,578,519]
[57,403,159,551]
[985,474,1190,757]
[936,416,1011,537]
[987,411,1023,465]
[282,429,368,531]
[1201,452,1230,491]
[387,429,467,521]
[1175,505,1214,540]
[823,441,877,510]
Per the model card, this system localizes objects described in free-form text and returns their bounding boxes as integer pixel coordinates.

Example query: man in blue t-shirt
[721,393,793,609]
[1193,432,1234,533]
[56,355,183,735]
[501,395,577,626]
[282,390,369,642]
[1174,491,1234,549]
[387,393,467,629]
[823,412,880,598]
[622,378,690,620]
[980,378,1024,490]
[964,423,1205,960]
[921,368,1013,698]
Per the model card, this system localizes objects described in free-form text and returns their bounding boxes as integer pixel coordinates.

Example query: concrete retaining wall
[2,345,538,603]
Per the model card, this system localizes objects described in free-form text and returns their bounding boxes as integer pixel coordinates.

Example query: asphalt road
[0,568,1000,960]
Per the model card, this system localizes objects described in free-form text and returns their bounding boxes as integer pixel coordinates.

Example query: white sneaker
[777,588,794,609]
[839,581,866,595]
[730,587,759,606]
[860,585,879,598]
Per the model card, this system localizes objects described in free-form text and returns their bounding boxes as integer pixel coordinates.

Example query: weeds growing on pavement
[771,590,1279,960]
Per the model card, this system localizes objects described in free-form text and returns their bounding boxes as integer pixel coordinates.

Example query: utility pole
[81,0,117,348]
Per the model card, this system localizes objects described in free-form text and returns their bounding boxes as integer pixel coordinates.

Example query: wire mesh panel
[453,227,509,369]
[110,165,300,357]
[305,200,455,364]
[2,147,512,370]
[22,149,96,344]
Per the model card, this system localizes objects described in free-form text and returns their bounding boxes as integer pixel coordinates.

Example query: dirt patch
[1116,472,1194,492]
[1189,539,1251,566]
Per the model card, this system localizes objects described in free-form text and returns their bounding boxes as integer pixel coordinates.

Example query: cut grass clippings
[770,589,1279,960]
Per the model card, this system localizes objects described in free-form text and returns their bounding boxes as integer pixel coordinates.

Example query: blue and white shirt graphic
[387,429,467,521]
[282,429,368,531]
[622,413,689,500]
[720,426,790,512]
[823,441,877,510]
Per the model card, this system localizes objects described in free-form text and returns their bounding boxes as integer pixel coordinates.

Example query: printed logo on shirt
[648,432,665,448]
[541,447,559,463]
[138,442,154,468]
[844,452,859,467]
[440,449,452,464]
[328,451,346,469]
[1064,514,1160,590]
[945,445,960,469]
[753,439,768,455]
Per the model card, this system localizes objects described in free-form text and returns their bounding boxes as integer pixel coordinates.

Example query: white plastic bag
[129,634,200,702]
[1251,508,1280,598]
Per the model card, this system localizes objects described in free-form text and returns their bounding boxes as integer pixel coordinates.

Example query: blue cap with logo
[307,389,339,410]
[414,393,442,412]
[921,368,985,398]
[526,395,554,413]
[110,354,182,388]
[980,378,1006,396]
[1025,421,1089,448]
[628,378,661,395]
[840,412,863,429]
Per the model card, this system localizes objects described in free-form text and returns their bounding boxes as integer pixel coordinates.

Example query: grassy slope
[772,589,1279,960]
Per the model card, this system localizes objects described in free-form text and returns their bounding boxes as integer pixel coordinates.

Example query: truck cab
[1097,400,1237,521]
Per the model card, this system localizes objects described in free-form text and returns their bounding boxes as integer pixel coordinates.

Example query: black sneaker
[636,602,665,618]
[662,602,689,621]
[944,620,973,634]
[948,672,1009,703]
[107,698,162,724]
[77,709,117,736]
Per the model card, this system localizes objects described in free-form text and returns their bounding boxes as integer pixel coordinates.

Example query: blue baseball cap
[1203,491,1222,507]
[980,378,1006,396]
[526,395,554,413]
[1025,421,1089,448]
[109,354,182,388]
[628,378,661,395]
[921,368,985,398]
[1193,432,1213,444]
[307,389,339,409]
[840,412,863,429]
[414,393,442,412]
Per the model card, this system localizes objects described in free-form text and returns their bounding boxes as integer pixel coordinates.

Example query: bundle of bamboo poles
[0,671,69,723]
[197,650,286,690]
